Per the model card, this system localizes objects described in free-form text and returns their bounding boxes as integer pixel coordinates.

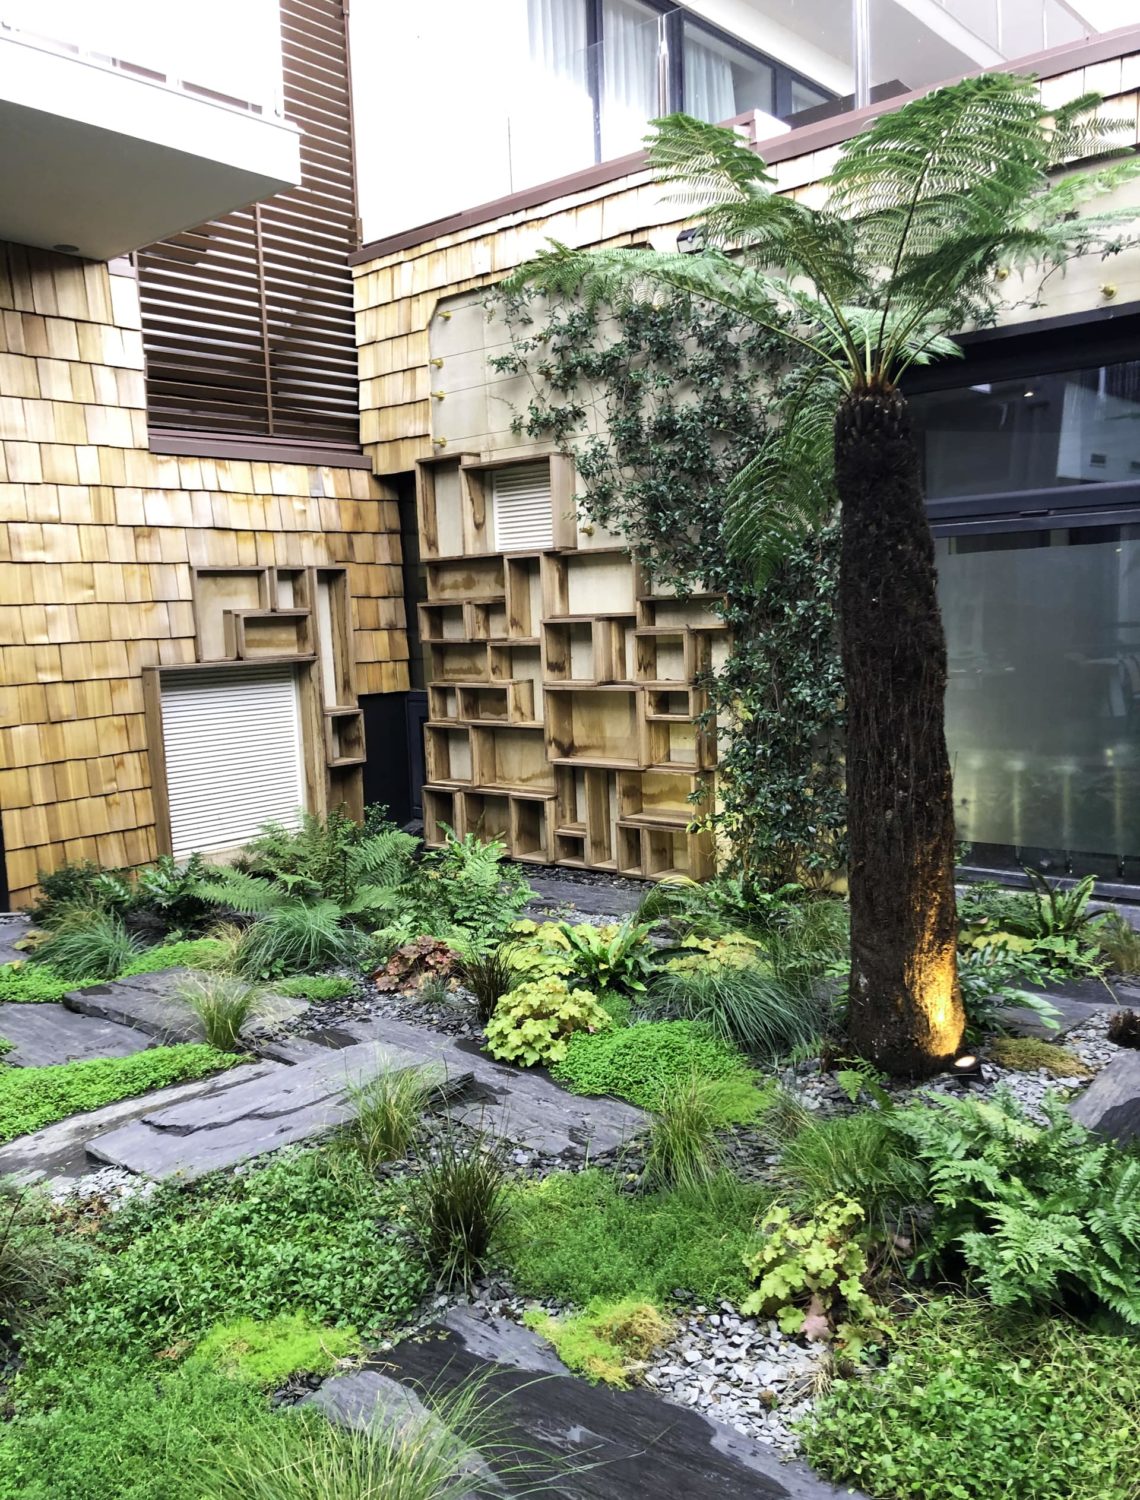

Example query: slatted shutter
[137,0,361,452]
[492,463,554,551]
[160,666,305,858]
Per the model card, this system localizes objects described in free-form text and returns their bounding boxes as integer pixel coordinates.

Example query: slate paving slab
[1069,1049,1140,1145]
[0,915,32,967]
[86,1038,473,1180]
[347,1308,863,1500]
[998,981,1122,1040]
[63,971,307,1044]
[0,1002,154,1067]
[523,872,642,918]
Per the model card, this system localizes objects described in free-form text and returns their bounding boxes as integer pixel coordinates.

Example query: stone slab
[0,1060,280,1179]
[368,1308,863,1500]
[86,1038,472,1180]
[523,873,642,918]
[1069,1049,1140,1145]
[0,915,33,968]
[63,971,307,1044]
[339,1015,646,1158]
[0,1002,154,1068]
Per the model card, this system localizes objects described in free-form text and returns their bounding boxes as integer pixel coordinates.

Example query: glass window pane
[789,79,829,115]
[937,527,1140,866]
[911,362,1140,499]
[600,0,660,158]
[522,0,595,178]
[682,20,773,122]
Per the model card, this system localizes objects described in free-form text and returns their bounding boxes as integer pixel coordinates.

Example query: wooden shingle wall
[0,244,408,907]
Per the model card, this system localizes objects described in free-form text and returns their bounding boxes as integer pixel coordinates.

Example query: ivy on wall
[491,291,846,883]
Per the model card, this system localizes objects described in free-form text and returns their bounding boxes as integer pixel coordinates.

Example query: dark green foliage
[131,854,212,928]
[647,963,826,1057]
[550,1019,757,1114]
[398,831,533,947]
[803,1296,1140,1500]
[0,964,100,1003]
[23,1150,426,1383]
[555,919,655,998]
[240,806,413,906]
[494,289,845,883]
[410,1124,510,1291]
[0,1046,240,1143]
[1095,910,1140,976]
[0,1182,89,1337]
[34,909,142,981]
[232,899,359,979]
[459,943,520,1024]
[888,1090,1140,1322]
[497,1168,767,1306]
[30,860,131,926]
[955,945,1062,1035]
[636,875,805,938]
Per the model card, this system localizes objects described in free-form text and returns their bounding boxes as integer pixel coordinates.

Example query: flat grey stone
[1069,1049,1140,1145]
[339,1015,646,1157]
[375,1308,864,1500]
[63,971,306,1044]
[0,915,33,967]
[998,984,1120,1040]
[86,1040,471,1180]
[0,1002,154,1067]
[523,873,641,917]
[0,1060,279,1179]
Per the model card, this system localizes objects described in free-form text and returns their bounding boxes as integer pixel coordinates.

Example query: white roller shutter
[160,666,306,859]
[492,462,554,551]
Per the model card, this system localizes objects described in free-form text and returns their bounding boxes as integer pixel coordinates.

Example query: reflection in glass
[912,362,1140,499]
[937,527,1140,867]
[682,18,775,122]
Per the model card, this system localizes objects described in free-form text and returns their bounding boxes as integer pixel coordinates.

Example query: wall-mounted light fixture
[676,227,702,254]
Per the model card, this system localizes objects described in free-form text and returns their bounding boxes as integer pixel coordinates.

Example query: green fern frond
[192,868,287,916]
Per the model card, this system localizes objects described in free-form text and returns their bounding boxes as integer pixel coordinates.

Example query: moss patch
[987,1036,1092,1078]
[524,1299,671,1387]
[188,1313,360,1389]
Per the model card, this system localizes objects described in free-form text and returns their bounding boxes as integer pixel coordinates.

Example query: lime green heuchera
[483,976,613,1067]
[663,933,765,974]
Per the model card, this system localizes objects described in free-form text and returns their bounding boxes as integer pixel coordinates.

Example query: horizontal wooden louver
[160,666,305,858]
[137,0,361,452]
[492,463,555,551]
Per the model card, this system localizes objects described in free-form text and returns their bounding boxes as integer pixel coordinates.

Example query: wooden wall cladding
[0,244,408,907]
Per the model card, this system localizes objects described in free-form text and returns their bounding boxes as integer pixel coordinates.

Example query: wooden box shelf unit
[416,450,721,878]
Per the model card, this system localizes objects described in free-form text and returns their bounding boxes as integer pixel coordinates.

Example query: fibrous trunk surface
[836,385,964,1075]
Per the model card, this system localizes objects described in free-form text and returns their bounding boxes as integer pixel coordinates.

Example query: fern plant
[506,78,1140,1075]
[889,1090,1140,1324]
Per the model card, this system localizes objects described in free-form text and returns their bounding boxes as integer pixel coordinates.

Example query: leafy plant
[373,936,458,994]
[550,1019,761,1118]
[644,1072,726,1192]
[1095,910,1140,976]
[410,1123,510,1291]
[741,1196,882,1345]
[554,919,655,999]
[986,1035,1091,1078]
[497,1168,768,1307]
[34,909,142,981]
[803,1296,1140,1500]
[30,860,131,926]
[231,899,359,979]
[647,961,826,1057]
[188,1313,360,1389]
[344,1063,439,1171]
[0,1181,88,1336]
[240,808,415,908]
[523,1298,670,1388]
[956,945,1062,1035]
[887,1090,1140,1322]
[131,854,212,927]
[395,830,533,949]
[177,972,262,1051]
[276,974,355,1002]
[483,976,613,1067]
[1022,869,1104,940]
[0,1045,240,1143]
[658,931,766,971]
[458,943,520,1025]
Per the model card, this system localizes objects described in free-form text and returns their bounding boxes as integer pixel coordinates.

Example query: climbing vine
[490,290,846,882]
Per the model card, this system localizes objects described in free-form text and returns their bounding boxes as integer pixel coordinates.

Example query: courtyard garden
[0,804,1137,1498]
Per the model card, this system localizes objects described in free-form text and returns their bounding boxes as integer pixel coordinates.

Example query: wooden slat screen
[136,0,361,451]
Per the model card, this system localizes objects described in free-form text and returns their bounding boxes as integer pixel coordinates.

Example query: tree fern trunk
[835,385,964,1076]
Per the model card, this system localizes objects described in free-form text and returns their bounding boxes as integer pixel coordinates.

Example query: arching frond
[646,112,774,203]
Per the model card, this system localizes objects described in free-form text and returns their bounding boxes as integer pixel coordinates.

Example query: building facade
[1,2,1139,904]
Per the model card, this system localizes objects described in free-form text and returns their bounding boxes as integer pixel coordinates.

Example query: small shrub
[0,964,101,1004]
[648,962,825,1056]
[131,854,212,928]
[188,1313,360,1389]
[483,976,613,1067]
[177,972,262,1051]
[524,1298,670,1387]
[803,1296,1140,1500]
[30,860,131,926]
[0,1045,239,1143]
[659,932,765,973]
[276,974,354,1002]
[344,1064,439,1170]
[34,909,142,981]
[497,1168,768,1307]
[399,831,533,947]
[373,936,458,994]
[551,1019,758,1117]
[1096,910,1140,975]
[986,1035,1092,1078]
[118,937,232,976]
[741,1197,882,1346]
[232,900,357,979]
[0,1181,89,1336]
[459,944,520,1025]
[644,1072,726,1192]
[555,919,655,998]
[411,1123,510,1291]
